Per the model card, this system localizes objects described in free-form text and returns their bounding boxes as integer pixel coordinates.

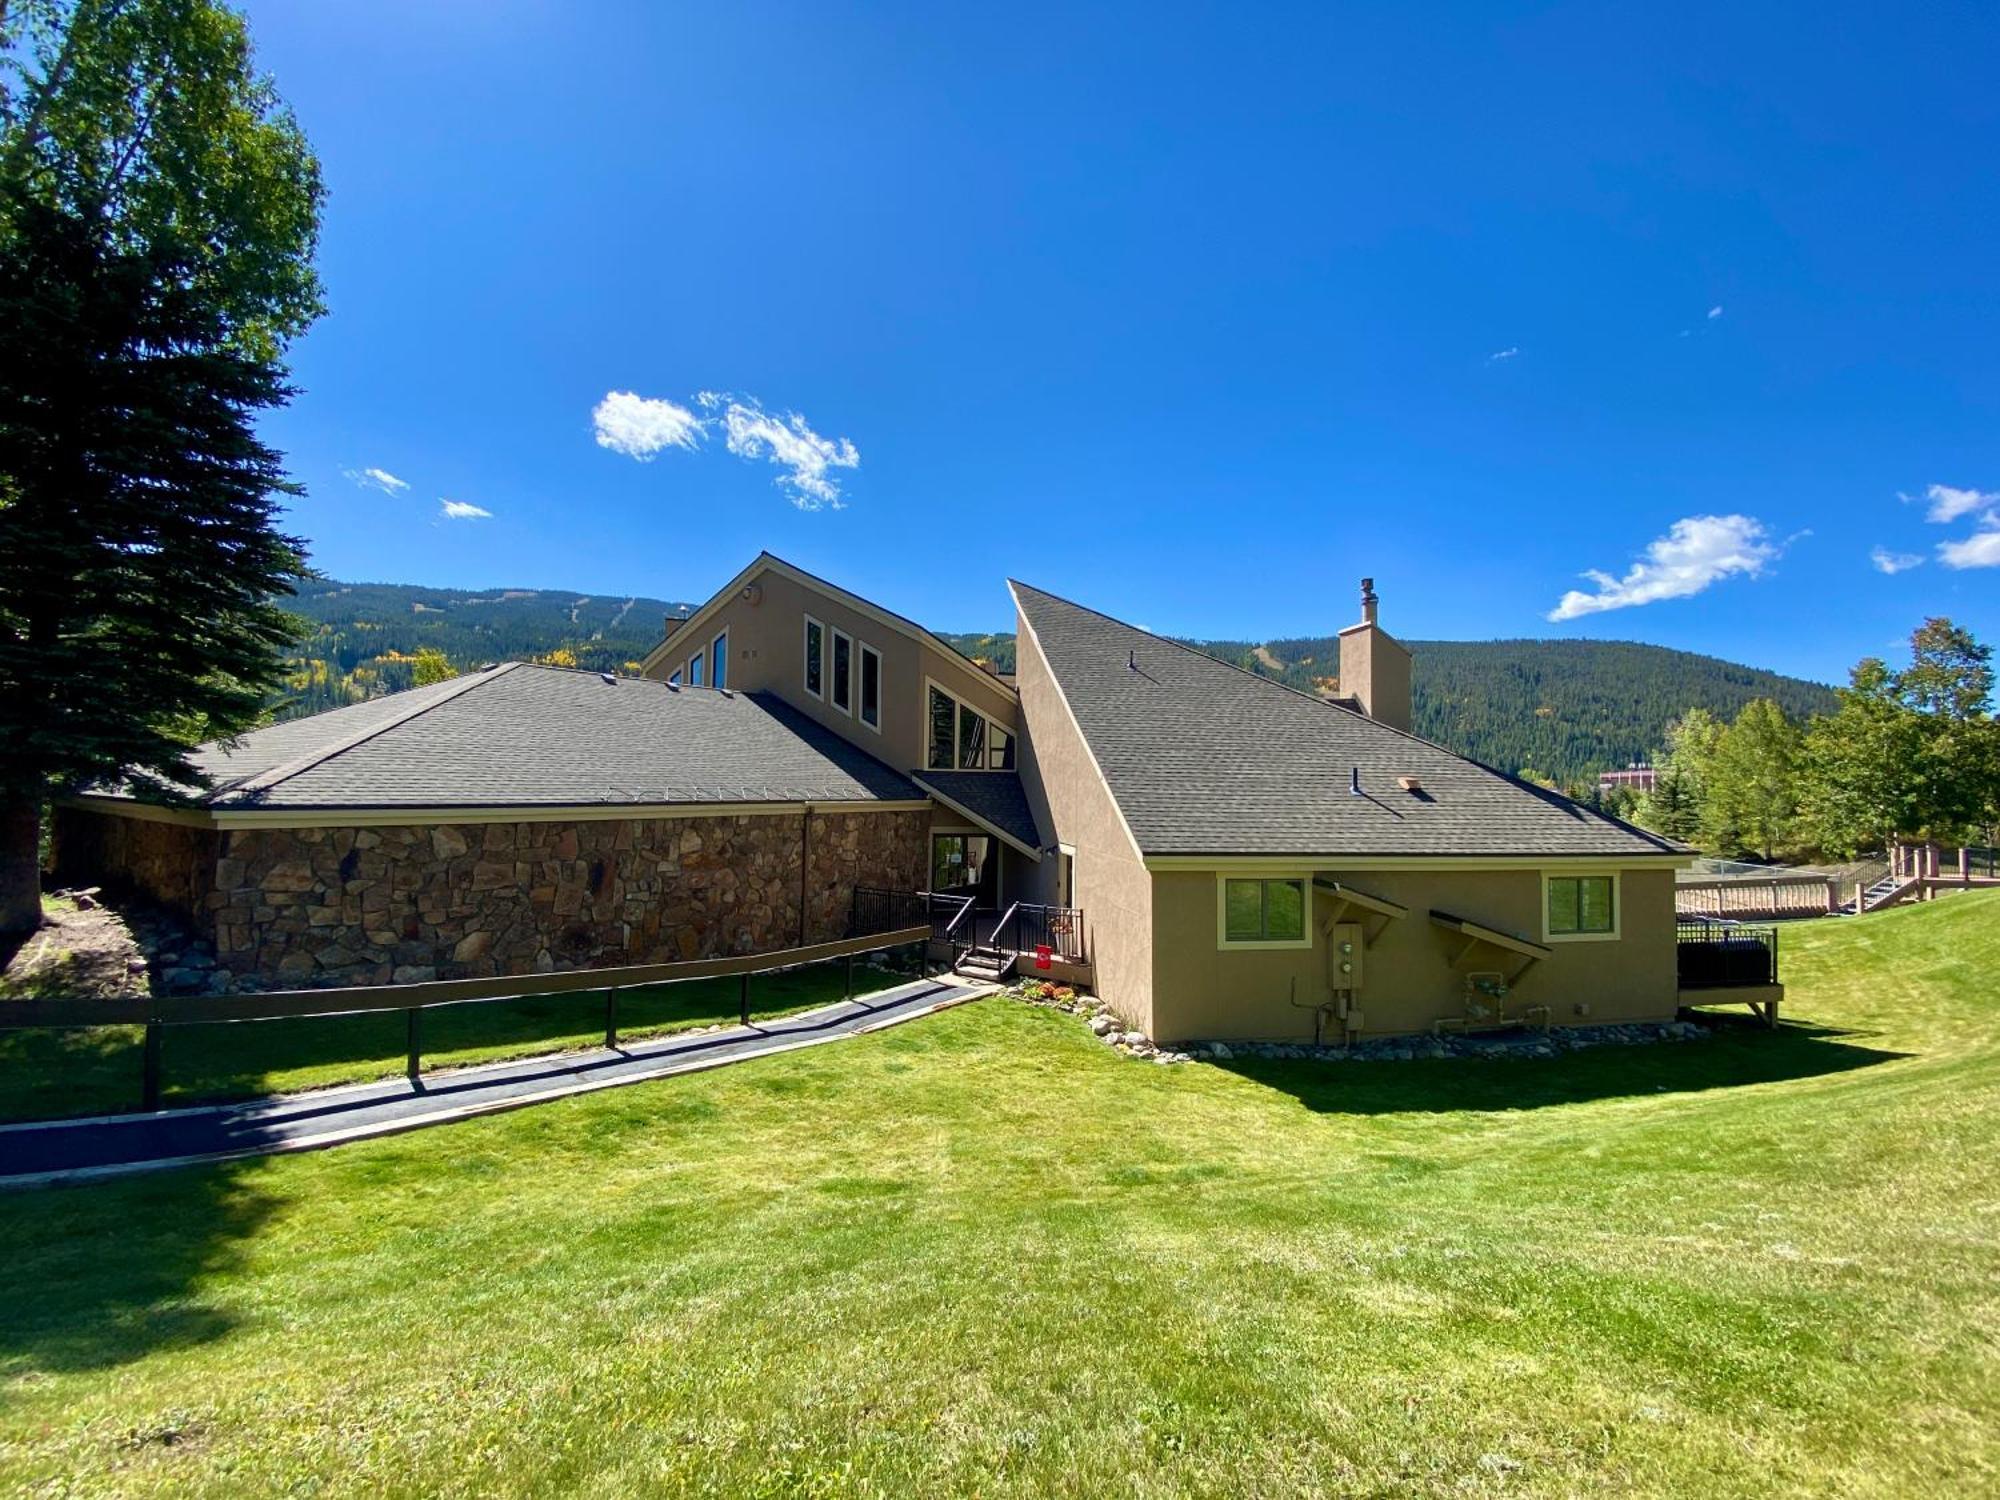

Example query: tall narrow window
[831,630,852,713]
[988,727,1015,770]
[710,630,728,691]
[803,617,824,699]
[927,686,955,770]
[688,651,705,688]
[958,702,986,769]
[859,643,881,730]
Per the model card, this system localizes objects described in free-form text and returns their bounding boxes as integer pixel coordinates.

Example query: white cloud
[591,387,860,510]
[1487,347,1519,362]
[714,396,860,510]
[1939,520,2000,569]
[1707,305,1724,320]
[343,466,409,496]
[439,499,491,520]
[1870,546,1923,575]
[592,391,704,460]
[1547,514,1779,622]
[1916,483,1996,524]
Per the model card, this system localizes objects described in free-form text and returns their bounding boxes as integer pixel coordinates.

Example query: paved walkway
[0,977,987,1188]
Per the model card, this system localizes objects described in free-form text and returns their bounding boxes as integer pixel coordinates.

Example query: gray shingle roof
[1010,582,1685,861]
[911,771,1044,855]
[155,663,922,809]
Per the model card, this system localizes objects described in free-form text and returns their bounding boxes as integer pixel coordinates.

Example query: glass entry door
[932,833,996,902]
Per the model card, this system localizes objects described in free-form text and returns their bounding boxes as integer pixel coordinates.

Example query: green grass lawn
[2,893,1996,1497]
[0,955,921,1123]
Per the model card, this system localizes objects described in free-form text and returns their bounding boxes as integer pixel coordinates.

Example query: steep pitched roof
[642,552,1016,701]
[1009,581,1685,861]
[911,770,1044,857]
[131,663,923,810]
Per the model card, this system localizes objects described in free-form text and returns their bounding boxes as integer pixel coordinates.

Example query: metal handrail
[939,894,977,939]
[987,901,1022,955]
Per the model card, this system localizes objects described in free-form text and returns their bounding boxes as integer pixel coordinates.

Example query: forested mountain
[937,630,1837,786]
[276,580,1835,787]
[277,580,694,717]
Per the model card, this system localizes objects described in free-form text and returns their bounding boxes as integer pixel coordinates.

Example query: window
[926,680,1013,773]
[667,669,681,688]
[710,630,728,691]
[928,685,956,770]
[831,629,853,713]
[931,833,992,893]
[688,650,705,688]
[803,617,824,699]
[859,643,881,730]
[1546,874,1617,939]
[958,702,986,769]
[1218,876,1310,948]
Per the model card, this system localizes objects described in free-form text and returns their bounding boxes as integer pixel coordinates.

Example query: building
[57,554,1701,1039]
[1597,765,1658,797]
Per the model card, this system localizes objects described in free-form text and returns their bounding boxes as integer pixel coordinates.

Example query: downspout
[799,803,814,945]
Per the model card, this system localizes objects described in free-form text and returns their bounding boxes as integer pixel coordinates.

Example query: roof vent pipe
[1128,649,1137,671]
[1350,766,1362,796]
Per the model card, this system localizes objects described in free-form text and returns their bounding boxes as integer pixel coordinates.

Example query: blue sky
[248,1,1997,684]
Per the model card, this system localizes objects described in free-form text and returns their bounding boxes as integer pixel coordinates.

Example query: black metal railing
[850,887,927,938]
[849,887,974,941]
[981,901,1086,964]
[1968,845,1998,879]
[1676,919,1779,989]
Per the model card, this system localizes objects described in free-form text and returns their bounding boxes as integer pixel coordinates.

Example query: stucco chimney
[1337,577,1412,733]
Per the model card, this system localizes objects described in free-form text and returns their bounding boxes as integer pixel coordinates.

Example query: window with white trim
[1545,873,1617,939]
[926,682,1014,772]
[859,642,881,730]
[803,616,824,699]
[831,628,853,714]
[710,629,728,691]
[1218,876,1310,949]
[688,650,705,688]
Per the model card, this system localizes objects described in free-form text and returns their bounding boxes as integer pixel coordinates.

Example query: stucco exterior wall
[51,807,220,929]
[1012,602,1155,1031]
[644,565,1017,776]
[1337,623,1412,733]
[1147,864,1679,1043]
[58,805,929,990]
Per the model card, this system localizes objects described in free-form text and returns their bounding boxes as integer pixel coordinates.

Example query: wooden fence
[1674,877,1837,921]
[0,925,931,1111]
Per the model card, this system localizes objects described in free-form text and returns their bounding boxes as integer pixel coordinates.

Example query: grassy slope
[1,894,1995,1497]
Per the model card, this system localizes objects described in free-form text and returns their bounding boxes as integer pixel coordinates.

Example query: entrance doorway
[931,832,997,905]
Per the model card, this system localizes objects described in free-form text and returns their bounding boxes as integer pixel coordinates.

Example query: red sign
[1035,944,1053,970]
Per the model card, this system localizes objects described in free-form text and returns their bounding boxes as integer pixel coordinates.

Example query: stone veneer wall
[61,806,929,990]
[51,808,219,922]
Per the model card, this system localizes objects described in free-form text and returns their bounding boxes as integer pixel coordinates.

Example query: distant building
[1598,765,1657,797]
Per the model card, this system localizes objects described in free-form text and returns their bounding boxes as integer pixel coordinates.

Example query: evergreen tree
[1638,707,1723,845]
[0,0,322,935]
